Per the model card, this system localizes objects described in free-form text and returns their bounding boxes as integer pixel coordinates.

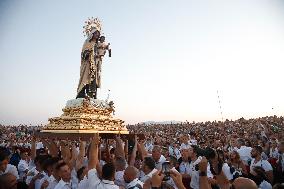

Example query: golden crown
[83,17,102,37]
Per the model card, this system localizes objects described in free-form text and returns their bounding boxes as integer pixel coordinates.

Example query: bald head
[124,166,139,183]
[0,173,17,189]
[233,177,257,189]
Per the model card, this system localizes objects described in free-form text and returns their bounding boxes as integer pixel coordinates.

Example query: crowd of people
[0,115,283,189]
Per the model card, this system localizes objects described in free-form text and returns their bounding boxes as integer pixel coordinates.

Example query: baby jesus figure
[97,36,111,59]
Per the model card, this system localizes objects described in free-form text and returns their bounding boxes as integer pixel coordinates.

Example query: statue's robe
[77,39,102,96]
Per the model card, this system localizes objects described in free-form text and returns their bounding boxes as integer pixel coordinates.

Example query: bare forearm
[89,143,98,169]
[129,146,137,166]
[200,176,211,189]
[115,138,125,158]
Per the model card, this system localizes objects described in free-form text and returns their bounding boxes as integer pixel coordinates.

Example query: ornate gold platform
[39,98,129,138]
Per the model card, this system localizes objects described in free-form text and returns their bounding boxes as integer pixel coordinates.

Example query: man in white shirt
[114,157,127,187]
[145,139,153,153]
[18,150,30,181]
[173,143,181,160]
[151,146,166,170]
[0,151,19,179]
[54,162,77,189]
[39,157,61,189]
[250,145,273,184]
[188,146,215,189]
[179,144,191,178]
[140,157,157,183]
[123,166,143,189]
[236,138,252,164]
[84,133,119,189]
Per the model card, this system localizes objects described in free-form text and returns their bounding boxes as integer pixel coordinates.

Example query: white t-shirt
[237,146,252,164]
[188,157,213,189]
[140,168,157,183]
[114,170,125,187]
[250,159,273,173]
[85,168,119,189]
[155,155,166,170]
[18,159,29,180]
[259,180,272,189]
[0,164,19,179]
[179,161,190,175]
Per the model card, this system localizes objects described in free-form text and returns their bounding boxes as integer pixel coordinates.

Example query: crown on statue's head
[83,17,102,37]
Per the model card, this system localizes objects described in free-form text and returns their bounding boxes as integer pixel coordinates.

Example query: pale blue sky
[1,0,284,125]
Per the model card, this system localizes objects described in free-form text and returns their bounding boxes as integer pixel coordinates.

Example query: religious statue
[76,18,111,99]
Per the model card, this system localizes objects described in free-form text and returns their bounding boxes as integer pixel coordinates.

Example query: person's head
[251,166,267,186]
[36,148,47,156]
[114,157,126,171]
[245,139,252,147]
[99,36,105,43]
[142,157,155,174]
[273,183,284,189]
[42,157,58,176]
[278,141,284,153]
[232,177,258,189]
[77,166,87,181]
[56,162,71,182]
[270,138,278,149]
[20,150,29,161]
[251,146,262,158]
[230,151,241,162]
[102,163,116,181]
[188,146,198,159]
[92,30,100,40]
[51,157,62,181]
[0,173,17,189]
[152,145,162,162]
[101,150,108,161]
[0,151,9,172]
[231,138,237,147]
[236,138,246,148]
[34,155,48,172]
[180,147,190,161]
[123,166,139,183]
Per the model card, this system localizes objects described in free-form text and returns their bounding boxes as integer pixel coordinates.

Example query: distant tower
[217,90,224,122]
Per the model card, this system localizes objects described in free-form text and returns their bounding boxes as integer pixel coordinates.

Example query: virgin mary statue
[76,18,110,99]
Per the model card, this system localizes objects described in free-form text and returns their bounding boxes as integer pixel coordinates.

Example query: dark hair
[56,162,68,171]
[77,166,86,180]
[0,151,8,162]
[102,163,115,180]
[273,183,284,189]
[143,157,155,170]
[237,138,245,146]
[34,155,50,166]
[42,157,59,171]
[254,145,263,154]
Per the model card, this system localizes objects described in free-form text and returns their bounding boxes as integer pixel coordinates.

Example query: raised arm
[199,157,212,189]
[138,139,148,160]
[60,140,72,164]
[76,139,86,171]
[88,133,99,170]
[69,142,79,169]
[114,135,125,159]
[129,135,138,166]
[31,136,36,160]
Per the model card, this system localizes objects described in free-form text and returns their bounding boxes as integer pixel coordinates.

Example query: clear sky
[1,0,284,125]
